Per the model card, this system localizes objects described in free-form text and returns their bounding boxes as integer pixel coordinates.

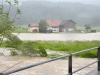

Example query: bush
[16,41,47,57]
[10,49,18,56]
[5,40,47,57]
[37,46,47,57]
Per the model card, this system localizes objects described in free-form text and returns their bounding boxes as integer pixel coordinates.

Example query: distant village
[28,20,83,33]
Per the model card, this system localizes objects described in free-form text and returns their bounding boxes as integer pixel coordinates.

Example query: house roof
[28,23,39,27]
[60,20,76,26]
[28,20,76,27]
[60,20,69,25]
[47,20,62,26]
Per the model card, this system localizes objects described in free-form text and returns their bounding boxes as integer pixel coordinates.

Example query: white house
[28,23,39,33]
[46,20,62,32]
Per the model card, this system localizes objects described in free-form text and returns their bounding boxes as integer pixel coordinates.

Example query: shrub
[10,50,18,56]
[37,46,47,57]
[16,41,47,57]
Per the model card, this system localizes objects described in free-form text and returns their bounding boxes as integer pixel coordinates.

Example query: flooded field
[0,56,97,75]
[12,33,100,41]
[0,48,97,75]
[0,33,99,75]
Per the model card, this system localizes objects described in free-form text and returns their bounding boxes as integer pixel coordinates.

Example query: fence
[0,47,100,75]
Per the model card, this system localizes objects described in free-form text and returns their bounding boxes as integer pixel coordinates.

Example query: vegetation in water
[1,40,99,58]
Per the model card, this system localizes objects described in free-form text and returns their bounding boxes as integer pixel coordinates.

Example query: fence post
[68,54,72,75]
[98,47,100,71]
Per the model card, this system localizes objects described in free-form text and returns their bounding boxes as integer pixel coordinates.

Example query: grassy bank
[14,25,29,33]
[36,41,99,58]
[76,25,100,32]
[1,40,100,58]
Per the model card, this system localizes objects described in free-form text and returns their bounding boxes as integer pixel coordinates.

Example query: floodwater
[0,49,97,75]
[12,33,100,41]
[0,56,97,75]
[0,33,99,75]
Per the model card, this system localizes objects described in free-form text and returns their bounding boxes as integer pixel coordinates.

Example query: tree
[0,1,48,57]
[84,24,91,32]
[39,20,48,33]
[0,0,22,55]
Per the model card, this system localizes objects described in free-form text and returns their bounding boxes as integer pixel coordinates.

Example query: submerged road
[12,33,100,41]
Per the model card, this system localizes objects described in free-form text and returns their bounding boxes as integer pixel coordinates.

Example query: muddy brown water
[12,33,100,41]
[0,56,97,75]
[0,50,97,75]
[1,32,100,75]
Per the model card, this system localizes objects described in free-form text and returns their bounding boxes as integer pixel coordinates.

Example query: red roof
[47,20,62,26]
[29,23,39,27]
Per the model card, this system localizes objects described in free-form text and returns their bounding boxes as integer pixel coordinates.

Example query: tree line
[2,1,100,26]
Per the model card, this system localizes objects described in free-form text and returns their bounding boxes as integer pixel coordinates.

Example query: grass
[14,25,30,33]
[76,25,85,30]
[35,40,99,58]
[76,25,100,32]
[1,40,100,58]
[38,40,99,52]
[91,26,100,32]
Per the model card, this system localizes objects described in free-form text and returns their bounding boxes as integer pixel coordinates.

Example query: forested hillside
[3,1,100,26]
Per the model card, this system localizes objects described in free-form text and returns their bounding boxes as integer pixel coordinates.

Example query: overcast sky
[17,0,100,5]
[0,0,100,5]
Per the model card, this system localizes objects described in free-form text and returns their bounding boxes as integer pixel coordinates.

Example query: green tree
[0,1,48,57]
[0,0,22,55]
[39,20,48,33]
[84,24,91,32]
[15,41,47,57]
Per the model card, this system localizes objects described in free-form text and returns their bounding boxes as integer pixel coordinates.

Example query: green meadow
[76,25,100,32]
[14,25,29,33]
[1,40,100,58]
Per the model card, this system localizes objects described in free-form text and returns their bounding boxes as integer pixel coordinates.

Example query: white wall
[28,27,39,32]
[47,26,59,32]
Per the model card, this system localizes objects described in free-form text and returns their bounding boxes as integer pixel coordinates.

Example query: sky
[18,0,100,5]
[0,0,100,5]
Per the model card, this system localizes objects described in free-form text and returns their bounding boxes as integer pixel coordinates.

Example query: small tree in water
[84,24,91,32]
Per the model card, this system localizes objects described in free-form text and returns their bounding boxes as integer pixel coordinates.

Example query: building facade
[28,23,39,33]
[28,20,76,33]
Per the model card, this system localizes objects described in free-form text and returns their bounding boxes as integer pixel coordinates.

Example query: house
[28,23,39,33]
[46,20,76,32]
[59,20,76,32]
[28,20,76,33]
[46,20,62,32]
